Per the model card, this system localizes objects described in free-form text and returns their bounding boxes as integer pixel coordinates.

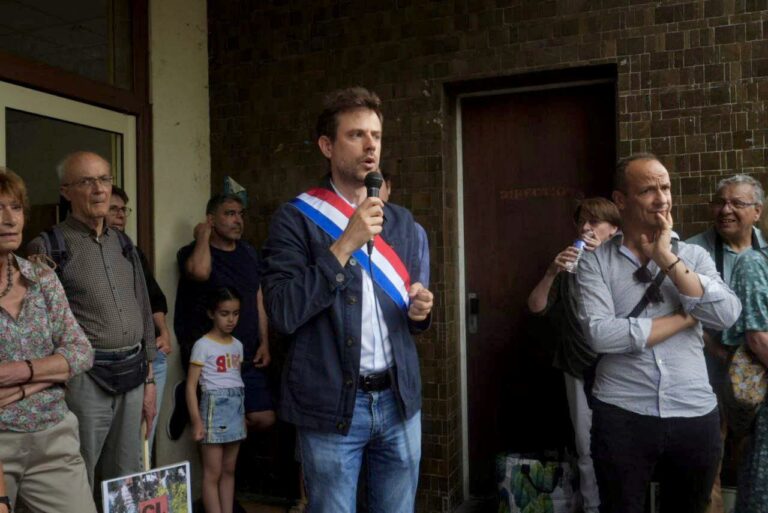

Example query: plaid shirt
[27,216,156,359]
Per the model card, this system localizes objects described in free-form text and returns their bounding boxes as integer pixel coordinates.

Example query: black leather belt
[359,370,391,392]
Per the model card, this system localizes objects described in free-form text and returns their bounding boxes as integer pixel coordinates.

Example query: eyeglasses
[709,198,759,210]
[108,205,132,216]
[633,265,664,304]
[62,175,113,189]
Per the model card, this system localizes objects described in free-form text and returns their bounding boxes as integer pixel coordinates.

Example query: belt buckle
[363,374,374,389]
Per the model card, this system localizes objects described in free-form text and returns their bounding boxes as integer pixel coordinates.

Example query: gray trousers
[65,372,144,494]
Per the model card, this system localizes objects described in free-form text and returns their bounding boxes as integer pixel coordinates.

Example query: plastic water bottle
[565,239,587,273]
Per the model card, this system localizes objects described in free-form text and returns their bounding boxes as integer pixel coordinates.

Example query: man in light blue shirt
[687,174,765,513]
[576,153,741,513]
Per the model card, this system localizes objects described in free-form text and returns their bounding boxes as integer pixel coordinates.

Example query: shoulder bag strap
[626,239,678,319]
[715,229,761,279]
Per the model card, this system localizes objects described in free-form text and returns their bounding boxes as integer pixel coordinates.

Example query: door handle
[468,293,478,334]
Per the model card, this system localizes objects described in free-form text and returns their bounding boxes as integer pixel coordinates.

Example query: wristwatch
[144,377,156,385]
[0,495,11,512]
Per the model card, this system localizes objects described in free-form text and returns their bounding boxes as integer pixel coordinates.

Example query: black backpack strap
[715,229,760,279]
[41,227,69,274]
[113,229,135,260]
[586,240,680,406]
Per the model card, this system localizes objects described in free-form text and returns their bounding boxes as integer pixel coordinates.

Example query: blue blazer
[260,181,428,434]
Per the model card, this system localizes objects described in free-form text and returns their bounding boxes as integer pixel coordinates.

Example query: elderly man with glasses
[688,175,767,284]
[686,174,767,513]
[26,151,156,502]
[576,153,741,513]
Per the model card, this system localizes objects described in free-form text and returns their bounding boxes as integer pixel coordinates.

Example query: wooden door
[461,82,616,495]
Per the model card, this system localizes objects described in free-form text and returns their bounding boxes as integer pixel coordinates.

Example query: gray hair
[55,155,69,183]
[55,151,110,184]
[716,174,765,206]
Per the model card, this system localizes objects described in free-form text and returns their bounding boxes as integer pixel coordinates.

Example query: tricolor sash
[290,188,411,311]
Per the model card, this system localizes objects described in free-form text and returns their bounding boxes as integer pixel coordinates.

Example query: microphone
[364,171,384,255]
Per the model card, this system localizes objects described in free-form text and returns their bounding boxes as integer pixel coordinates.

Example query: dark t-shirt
[136,246,168,315]
[174,240,261,368]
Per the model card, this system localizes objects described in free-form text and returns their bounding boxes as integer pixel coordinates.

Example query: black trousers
[591,399,721,513]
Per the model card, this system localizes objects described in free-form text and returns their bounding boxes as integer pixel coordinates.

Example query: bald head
[57,151,111,184]
[58,151,113,227]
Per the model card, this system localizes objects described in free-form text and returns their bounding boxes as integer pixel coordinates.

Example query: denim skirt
[200,387,246,444]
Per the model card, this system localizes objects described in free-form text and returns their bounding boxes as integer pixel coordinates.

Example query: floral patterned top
[0,255,93,432]
[723,249,768,347]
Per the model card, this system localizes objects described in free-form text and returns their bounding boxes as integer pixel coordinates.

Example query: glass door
[0,80,137,243]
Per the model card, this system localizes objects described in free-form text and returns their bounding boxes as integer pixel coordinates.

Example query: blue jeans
[298,389,421,513]
[148,350,167,453]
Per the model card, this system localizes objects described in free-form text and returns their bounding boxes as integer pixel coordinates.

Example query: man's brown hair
[316,87,383,141]
[614,152,659,193]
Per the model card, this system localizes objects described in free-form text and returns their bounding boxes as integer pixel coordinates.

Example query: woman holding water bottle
[526,197,620,513]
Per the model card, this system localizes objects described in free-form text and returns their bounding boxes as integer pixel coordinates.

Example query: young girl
[187,287,246,513]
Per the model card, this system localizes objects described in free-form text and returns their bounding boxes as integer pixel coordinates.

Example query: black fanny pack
[88,347,147,395]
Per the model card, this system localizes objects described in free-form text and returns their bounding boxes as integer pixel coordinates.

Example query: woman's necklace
[0,254,14,299]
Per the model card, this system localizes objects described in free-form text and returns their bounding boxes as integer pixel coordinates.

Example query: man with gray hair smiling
[688,174,767,284]
[687,173,767,513]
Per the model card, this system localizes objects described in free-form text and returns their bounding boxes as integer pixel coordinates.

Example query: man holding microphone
[260,87,433,513]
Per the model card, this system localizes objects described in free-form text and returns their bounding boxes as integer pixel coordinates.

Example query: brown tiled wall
[208,1,768,510]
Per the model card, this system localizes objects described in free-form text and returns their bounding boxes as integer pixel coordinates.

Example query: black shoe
[167,380,189,440]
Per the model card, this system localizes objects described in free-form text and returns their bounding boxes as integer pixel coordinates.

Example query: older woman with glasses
[0,167,96,513]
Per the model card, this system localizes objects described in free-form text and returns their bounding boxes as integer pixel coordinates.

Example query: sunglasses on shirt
[633,265,664,304]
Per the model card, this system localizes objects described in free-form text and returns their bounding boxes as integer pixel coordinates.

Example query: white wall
[149,0,210,492]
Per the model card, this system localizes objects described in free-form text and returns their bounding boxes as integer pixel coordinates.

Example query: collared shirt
[330,181,393,373]
[576,232,741,418]
[685,227,768,284]
[0,255,93,432]
[27,216,155,358]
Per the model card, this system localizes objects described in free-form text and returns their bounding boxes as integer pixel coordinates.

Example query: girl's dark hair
[206,287,241,312]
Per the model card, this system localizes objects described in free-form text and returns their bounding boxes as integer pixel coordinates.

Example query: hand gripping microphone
[364,171,384,255]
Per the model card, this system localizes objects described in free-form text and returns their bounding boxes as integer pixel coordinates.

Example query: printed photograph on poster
[101,461,192,513]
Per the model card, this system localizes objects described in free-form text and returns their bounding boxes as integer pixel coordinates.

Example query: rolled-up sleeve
[576,251,651,354]
[40,269,93,377]
[679,246,742,330]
